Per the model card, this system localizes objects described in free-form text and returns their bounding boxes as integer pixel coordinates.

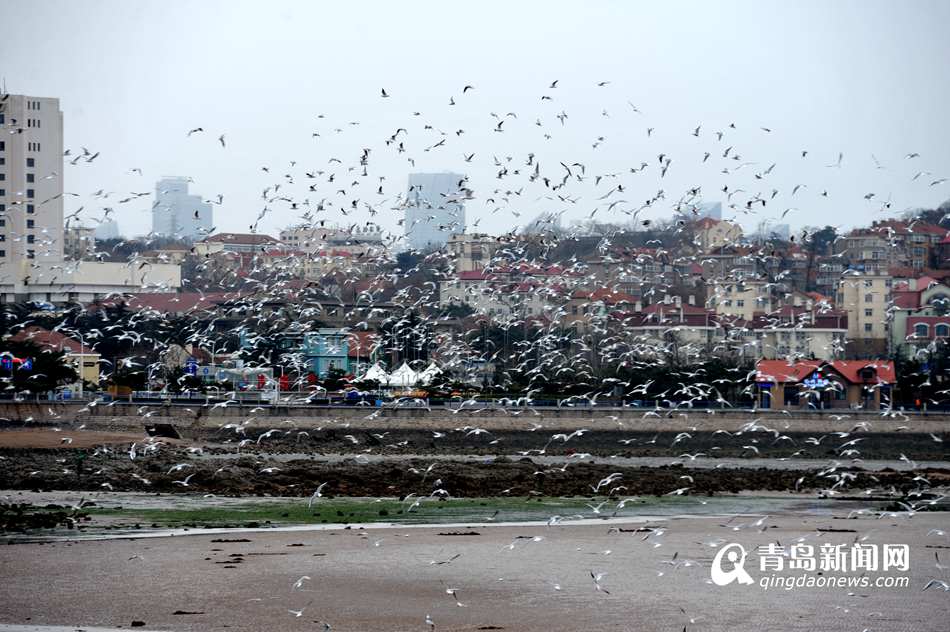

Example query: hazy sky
[2,0,949,243]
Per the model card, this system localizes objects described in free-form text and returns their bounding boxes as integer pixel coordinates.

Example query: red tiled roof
[892,289,922,309]
[832,360,896,383]
[755,360,895,384]
[9,326,95,355]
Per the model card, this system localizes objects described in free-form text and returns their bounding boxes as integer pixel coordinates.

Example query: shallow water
[1,490,885,543]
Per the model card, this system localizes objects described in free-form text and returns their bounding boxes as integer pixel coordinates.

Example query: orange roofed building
[754,359,895,410]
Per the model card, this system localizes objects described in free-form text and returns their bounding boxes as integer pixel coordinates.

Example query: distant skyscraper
[152,177,213,240]
[93,218,120,240]
[0,94,64,264]
[755,220,791,242]
[695,202,722,220]
[405,173,466,251]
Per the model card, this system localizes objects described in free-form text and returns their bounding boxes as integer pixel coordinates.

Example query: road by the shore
[0,511,947,632]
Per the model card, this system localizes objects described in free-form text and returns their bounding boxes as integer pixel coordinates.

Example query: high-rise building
[404,173,466,251]
[93,217,120,240]
[152,176,213,240]
[695,201,722,221]
[0,94,65,264]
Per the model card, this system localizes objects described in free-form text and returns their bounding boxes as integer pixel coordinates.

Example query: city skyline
[1,0,948,242]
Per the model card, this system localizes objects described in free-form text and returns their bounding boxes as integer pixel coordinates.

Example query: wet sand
[0,430,156,450]
[1,511,948,631]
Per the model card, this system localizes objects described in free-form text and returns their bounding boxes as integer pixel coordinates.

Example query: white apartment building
[707,279,774,320]
[446,233,500,272]
[280,222,384,255]
[0,94,64,264]
[836,273,892,355]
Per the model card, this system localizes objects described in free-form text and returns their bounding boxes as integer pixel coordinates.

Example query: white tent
[360,363,390,385]
[417,362,442,386]
[388,363,418,388]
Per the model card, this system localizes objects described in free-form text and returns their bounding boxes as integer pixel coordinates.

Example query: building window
[914,323,929,338]
[736,299,745,307]
[26,173,34,183]
[0,234,5,242]
[864,323,873,333]
[864,293,873,303]
[936,324,950,338]
[0,174,4,181]
[864,309,873,317]
[0,141,5,150]
[26,219,34,228]
[26,158,34,168]
[0,218,4,227]
[26,204,34,214]
[26,235,34,244]
[0,157,4,165]
[0,250,5,258]
[27,250,34,259]
[0,190,4,197]
[26,189,34,198]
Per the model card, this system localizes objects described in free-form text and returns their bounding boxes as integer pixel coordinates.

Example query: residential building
[708,279,774,321]
[890,276,950,358]
[440,271,559,320]
[611,301,722,363]
[151,176,213,240]
[280,222,384,255]
[745,306,848,361]
[835,274,891,357]
[815,259,845,296]
[836,220,946,274]
[405,173,467,251]
[690,217,743,252]
[274,328,353,377]
[193,232,281,256]
[446,233,502,272]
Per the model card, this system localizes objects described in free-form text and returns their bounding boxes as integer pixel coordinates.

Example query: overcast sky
[2,0,949,243]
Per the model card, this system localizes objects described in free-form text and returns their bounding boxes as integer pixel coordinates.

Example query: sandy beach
[1,509,948,632]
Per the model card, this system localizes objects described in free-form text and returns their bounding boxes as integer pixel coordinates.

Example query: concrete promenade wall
[0,402,947,434]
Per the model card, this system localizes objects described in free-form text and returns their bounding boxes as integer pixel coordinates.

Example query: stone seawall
[0,401,947,434]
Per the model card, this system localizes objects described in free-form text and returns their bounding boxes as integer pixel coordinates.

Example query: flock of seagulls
[2,76,949,629]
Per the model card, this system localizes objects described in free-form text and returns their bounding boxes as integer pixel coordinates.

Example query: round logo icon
[711,543,754,586]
